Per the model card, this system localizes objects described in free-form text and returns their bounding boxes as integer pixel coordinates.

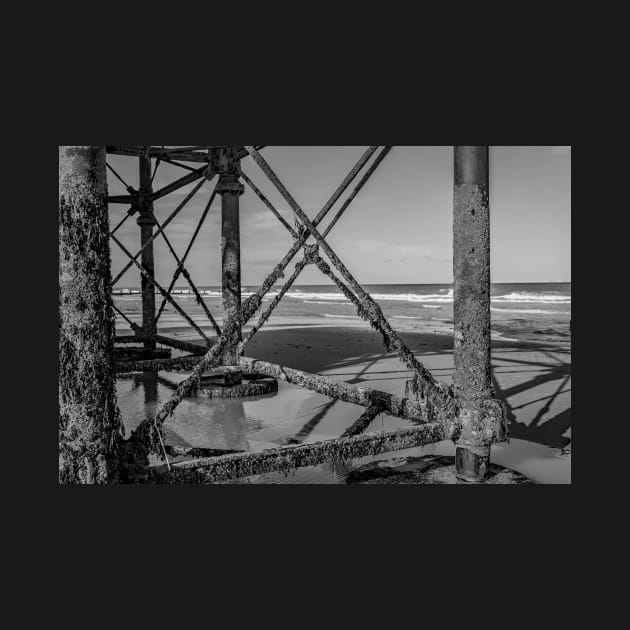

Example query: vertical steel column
[59,146,123,483]
[137,149,157,359]
[453,146,493,481]
[217,147,245,385]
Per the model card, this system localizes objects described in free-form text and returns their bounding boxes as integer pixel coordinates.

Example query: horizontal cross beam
[148,424,447,483]
[240,357,430,423]
[115,354,204,375]
[106,147,265,205]
[106,145,265,163]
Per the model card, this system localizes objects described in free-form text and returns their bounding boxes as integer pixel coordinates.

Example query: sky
[107,146,571,287]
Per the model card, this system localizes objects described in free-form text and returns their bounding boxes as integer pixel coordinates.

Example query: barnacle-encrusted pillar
[59,146,123,483]
[453,146,503,481]
[137,150,157,359]
[217,147,245,385]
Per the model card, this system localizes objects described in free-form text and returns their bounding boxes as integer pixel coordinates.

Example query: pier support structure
[59,146,123,483]
[137,149,157,359]
[453,146,494,481]
[217,147,245,385]
[101,145,512,483]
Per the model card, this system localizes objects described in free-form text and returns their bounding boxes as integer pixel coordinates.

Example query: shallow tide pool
[117,371,570,484]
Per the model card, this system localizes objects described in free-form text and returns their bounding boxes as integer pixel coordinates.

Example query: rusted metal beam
[239,357,433,424]
[110,206,136,236]
[156,186,219,324]
[240,147,391,347]
[163,445,243,459]
[341,403,386,438]
[453,146,508,481]
[106,146,211,163]
[128,317,242,453]
[242,257,309,347]
[240,146,379,322]
[115,335,142,344]
[128,147,383,457]
[158,158,199,172]
[217,147,245,384]
[153,215,222,337]
[115,354,204,375]
[166,146,226,152]
[106,147,265,205]
[111,233,212,345]
[108,194,135,204]
[106,161,135,194]
[112,302,137,330]
[151,166,214,202]
[322,146,392,238]
[111,175,209,286]
[148,424,447,483]
[106,146,265,166]
[245,146,457,426]
[138,151,157,359]
[239,168,298,238]
[153,335,206,354]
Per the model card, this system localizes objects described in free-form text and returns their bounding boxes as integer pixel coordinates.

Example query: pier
[59,146,514,484]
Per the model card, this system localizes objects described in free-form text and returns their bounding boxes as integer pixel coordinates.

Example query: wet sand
[118,319,571,483]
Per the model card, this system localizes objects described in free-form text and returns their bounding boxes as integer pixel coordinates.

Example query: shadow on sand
[129,326,571,458]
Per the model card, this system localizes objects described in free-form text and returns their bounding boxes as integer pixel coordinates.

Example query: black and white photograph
[58,145,571,484]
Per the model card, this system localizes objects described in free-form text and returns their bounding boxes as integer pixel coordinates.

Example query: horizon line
[113,280,571,289]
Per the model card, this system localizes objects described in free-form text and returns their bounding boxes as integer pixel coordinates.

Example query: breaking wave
[286,289,455,303]
[491,307,568,315]
[492,292,571,304]
[113,287,570,306]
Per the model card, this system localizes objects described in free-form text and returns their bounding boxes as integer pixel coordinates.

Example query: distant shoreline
[113,281,571,293]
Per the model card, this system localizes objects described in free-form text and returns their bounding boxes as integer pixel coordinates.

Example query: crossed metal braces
[107,146,461,479]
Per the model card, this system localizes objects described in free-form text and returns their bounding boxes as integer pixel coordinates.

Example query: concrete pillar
[59,146,123,483]
[137,150,157,359]
[453,146,493,481]
[217,147,245,385]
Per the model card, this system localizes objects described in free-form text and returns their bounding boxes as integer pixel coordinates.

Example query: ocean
[113,282,571,345]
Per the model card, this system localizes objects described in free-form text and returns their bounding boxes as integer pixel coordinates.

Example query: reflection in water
[142,371,158,405]
[164,396,250,452]
[120,371,251,452]
[115,355,570,484]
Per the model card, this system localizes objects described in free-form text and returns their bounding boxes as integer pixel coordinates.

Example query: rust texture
[59,146,124,483]
[194,374,278,399]
[453,146,508,458]
[217,148,244,378]
[155,186,221,335]
[244,147,458,430]
[115,354,203,375]
[147,424,446,483]
[97,146,514,483]
[313,255,457,427]
[341,403,385,438]
[242,257,309,347]
[239,168,298,238]
[240,357,445,427]
[239,147,378,323]
[137,150,157,358]
[152,335,206,354]
[112,175,209,286]
[111,232,212,344]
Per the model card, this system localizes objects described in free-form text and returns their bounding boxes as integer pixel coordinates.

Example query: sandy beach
[116,315,571,484]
